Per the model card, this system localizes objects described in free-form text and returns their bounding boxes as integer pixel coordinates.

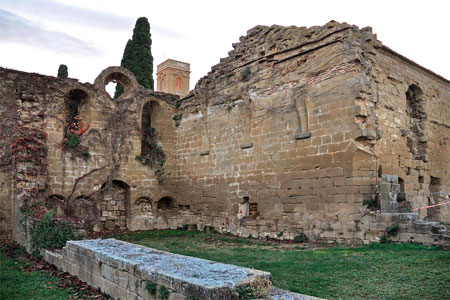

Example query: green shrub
[236,284,268,300]
[380,223,400,244]
[57,64,68,78]
[237,285,257,300]
[386,223,400,237]
[240,67,251,82]
[65,133,79,148]
[81,150,91,161]
[186,295,199,300]
[362,198,378,209]
[145,282,156,294]
[380,234,389,244]
[30,212,75,252]
[294,232,308,243]
[158,286,170,299]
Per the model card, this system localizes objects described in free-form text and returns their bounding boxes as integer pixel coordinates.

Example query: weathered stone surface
[46,238,274,300]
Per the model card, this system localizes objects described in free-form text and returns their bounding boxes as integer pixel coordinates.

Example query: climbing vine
[12,126,49,218]
[136,126,166,183]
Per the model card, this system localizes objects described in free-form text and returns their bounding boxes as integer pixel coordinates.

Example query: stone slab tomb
[44,238,322,300]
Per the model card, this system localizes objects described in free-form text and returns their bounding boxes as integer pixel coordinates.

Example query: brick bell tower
[156,59,190,98]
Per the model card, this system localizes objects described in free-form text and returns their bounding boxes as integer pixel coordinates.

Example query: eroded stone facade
[1,21,449,245]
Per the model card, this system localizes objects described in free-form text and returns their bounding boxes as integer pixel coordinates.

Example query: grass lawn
[0,244,99,300]
[115,230,450,300]
[0,253,74,300]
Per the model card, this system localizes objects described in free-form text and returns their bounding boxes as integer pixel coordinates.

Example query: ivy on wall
[136,126,166,183]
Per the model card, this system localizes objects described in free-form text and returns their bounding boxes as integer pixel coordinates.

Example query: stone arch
[99,180,130,229]
[153,191,177,202]
[405,84,427,161]
[113,172,136,190]
[46,194,66,216]
[94,67,138,99]
[131,185,155,198]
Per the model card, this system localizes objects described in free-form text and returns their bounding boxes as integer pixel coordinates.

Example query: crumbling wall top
[193,21,374,90]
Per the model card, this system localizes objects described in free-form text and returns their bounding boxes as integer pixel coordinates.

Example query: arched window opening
[66,89,88,127]
[160,78,166,91]
[64,89,89,152]
[140,101,165,166]
[406,85,425,119]
[103,71,133,99]
[175,77,183,93]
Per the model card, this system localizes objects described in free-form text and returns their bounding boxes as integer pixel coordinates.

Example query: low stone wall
[44,239,322,300]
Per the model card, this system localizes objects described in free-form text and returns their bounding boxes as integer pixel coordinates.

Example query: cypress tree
[115,17,154,98]
[57,64,68,78]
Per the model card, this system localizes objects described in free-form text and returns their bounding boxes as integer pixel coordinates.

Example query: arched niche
[157,196,177,215]
[133,197,153,216]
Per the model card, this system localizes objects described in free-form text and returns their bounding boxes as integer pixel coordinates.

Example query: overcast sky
[1,0,449,91]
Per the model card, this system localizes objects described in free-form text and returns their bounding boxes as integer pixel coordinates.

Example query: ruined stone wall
[170,21,449,243]
[0,69,61,242]
[1,21,448,245]
[0,75,16,238]
[368,47,450,223]
[0,67,180,241]
[0,169,13,239]
[171,22,382,242]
